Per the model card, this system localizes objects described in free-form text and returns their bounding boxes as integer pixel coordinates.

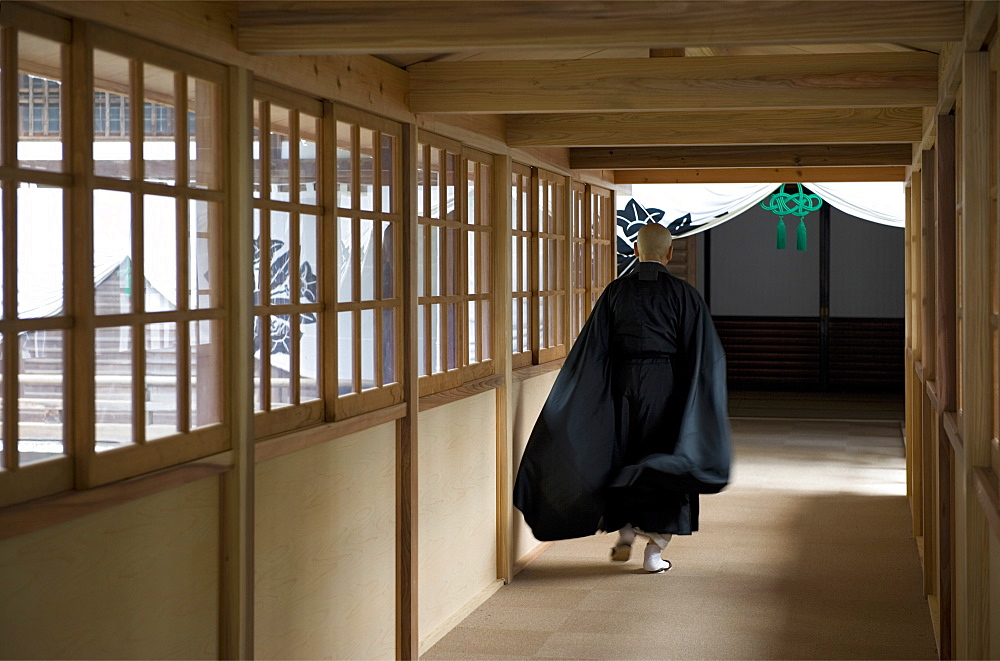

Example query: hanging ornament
[760,183,823,251]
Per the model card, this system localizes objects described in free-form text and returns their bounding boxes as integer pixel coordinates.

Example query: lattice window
[0,22,73,505]
[588,184,615,307]
[416,132,495,395]
[252,84,323,437]
[333,106,403,419]
[535,168,567,363]
[511,163,532,369]
[83,31,227,487]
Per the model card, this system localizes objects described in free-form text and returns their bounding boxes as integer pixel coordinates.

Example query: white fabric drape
[628,181,906,236]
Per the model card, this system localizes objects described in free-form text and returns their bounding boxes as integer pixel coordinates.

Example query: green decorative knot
[761,183,822,251]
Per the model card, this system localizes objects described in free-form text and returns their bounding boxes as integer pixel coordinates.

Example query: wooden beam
[572,144,914,170]
[408,53,937,114]
[936,114,957,411]
[615,166,905,184]
[237,1,965,54]
[507,108,924,146]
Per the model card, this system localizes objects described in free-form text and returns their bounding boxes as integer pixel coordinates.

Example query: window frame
[532,167,568,365]
[330,103,404,420]
[251,81,325,439]
[511,162,532,369]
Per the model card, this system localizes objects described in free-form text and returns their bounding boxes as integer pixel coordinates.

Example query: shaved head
[636,223,674,263]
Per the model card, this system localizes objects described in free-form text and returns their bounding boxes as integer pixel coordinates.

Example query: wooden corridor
[424,417,936,660]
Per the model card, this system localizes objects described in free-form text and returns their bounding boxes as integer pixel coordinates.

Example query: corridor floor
[423,417,937,660]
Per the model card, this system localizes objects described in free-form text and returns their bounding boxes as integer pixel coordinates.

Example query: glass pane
[480,163,492,226]
[417,304,427,376]
[337,217,353,302]
[269,105,291,202]
[430,225,440,296]
[446,228,458,296]
[481,300,491,361]
[511,236,519,293]
[19,184,64,318]
[270,314,292,408]
[512,297,520,353]
[381,134,394,212]
[417,224,425,297]
[430,148,441,219]
[145,322,178,441]
[337,121,352,209]
[18,34,64,172]
[95,325,133,452]
[468,231,477,295]
[93,49,131,179]
[144,195,177,312]
[18,329,65,464]
[300,214,318,305]
[189,76,220,189]
[468,301,477,364]
[521,298,529,353]
[360,128,374,212]
[143,64,176,184]
[480,232,491,294]
[253,100,261,198]
[447,303,458,370]
[360,218,375,300]
[382,307,396,385]
[468,161,477,225]
[431,303,442,374]
[361,309,375,391]
[93,189,131,315]
[446,153,457,221]
[417,145,425,218]
[301,313,319,401]
[381,221,395,299]
[338,311,354,394]
[270,210,291,306]
[254,315,265,412]
[300,112,319,206]
[189,199,218,309]
[191,319,221,428]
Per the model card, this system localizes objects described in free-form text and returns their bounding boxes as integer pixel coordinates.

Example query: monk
[514,222,731,573]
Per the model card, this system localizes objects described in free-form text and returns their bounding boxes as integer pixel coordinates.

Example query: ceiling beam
[570,144,915,170]
[615,166,906,184]
[237,1,964,55]
[408,53,937,114]
[507,108,924,147]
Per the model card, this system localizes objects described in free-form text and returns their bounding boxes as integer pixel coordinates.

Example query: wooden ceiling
[234,1,970,183]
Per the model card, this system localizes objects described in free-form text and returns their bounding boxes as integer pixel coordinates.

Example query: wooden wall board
[409,53,937,114]
[417,392,497,649]
[507,108,924,147]
[236,1,964,54]
[0,478,220,658]
[615,167,906,184]
[254,422,396,660]
[571,144,914,170]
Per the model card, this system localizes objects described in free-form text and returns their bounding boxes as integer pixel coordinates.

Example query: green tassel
[776,218,786,249]
[796,219,807,251]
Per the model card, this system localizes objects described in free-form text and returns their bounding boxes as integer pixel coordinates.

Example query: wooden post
[493,155,514,583]
[936,113,957,660]
[920,149,937,596]
[396,123,420,660]
[220,65,255,660]
[958,51,991,660]
[910,172,924,537]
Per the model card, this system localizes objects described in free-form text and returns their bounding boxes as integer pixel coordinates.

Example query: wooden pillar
[920,149,938,595]
[220,65,255,660]
[936,112,957,660]
[492,155,514,583]
[910,171,924,537]
[958,51,991,659]
[396,123,420,660]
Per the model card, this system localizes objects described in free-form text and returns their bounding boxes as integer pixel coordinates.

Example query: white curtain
[628,181,906,235]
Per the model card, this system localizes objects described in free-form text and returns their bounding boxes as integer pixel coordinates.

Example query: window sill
[512,359,565,382]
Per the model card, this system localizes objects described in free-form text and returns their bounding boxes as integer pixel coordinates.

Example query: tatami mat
[423,416,935,660]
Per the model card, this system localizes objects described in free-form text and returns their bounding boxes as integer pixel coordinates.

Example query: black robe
[513,262,731,541]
